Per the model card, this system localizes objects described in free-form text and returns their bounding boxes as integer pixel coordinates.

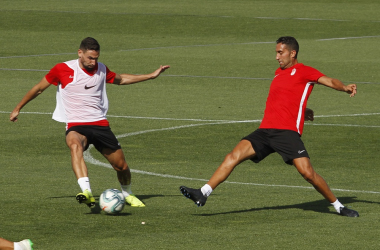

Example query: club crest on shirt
[291,68,296,76]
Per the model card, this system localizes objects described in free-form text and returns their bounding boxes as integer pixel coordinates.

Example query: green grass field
[1,0,380,249]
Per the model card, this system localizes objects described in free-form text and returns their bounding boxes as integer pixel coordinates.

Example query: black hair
[79,37,100,52]
[276,36,299,58]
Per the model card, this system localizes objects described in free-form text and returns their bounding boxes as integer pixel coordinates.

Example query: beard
[81,62,97,72]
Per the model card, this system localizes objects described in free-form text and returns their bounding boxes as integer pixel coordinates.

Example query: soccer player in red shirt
[180,36,359,217]
[10,37,169,208]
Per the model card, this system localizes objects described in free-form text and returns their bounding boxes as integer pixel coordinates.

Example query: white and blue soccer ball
[99,189,125,214]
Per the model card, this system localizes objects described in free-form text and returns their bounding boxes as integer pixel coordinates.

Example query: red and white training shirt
[259,63,324,135]
[45,59,117,129]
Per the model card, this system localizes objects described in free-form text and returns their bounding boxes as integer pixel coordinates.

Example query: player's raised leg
[102,148,145,207]
[180,139,256,206]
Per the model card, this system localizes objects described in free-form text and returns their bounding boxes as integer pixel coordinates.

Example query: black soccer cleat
[339,207,359,217]
[180,186,207,207]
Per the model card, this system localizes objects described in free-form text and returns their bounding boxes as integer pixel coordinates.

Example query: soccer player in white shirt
[10,37,170,208]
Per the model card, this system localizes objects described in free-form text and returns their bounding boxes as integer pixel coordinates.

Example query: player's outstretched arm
[113,65,170,85]
[10,77,51,122]
[317,76,357,97]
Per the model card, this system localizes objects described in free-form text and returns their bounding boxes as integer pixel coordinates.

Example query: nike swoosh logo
[298,150,305,154]
[84,85,96,90]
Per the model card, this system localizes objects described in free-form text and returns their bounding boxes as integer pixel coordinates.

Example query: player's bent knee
[68,142,84,152]
[224,152,240,165]
[300,169,318,183]
[112,162,129,172]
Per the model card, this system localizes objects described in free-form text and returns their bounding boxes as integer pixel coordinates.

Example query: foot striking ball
[99,189,125,214]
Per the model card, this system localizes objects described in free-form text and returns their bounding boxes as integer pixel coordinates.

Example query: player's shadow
[87,195,163,216]
[87,194,164,215]
[136,194,164,200]
[196,196,374,216]
[50,194,163,215]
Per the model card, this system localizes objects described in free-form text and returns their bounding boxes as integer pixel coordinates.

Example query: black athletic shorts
[66,125,121,152]
[242,129,309,165]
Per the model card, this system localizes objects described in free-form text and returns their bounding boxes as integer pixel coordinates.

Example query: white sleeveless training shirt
[46,59,114,124]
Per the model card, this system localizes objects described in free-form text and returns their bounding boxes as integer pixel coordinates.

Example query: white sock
[121,184,132,197]
[201,184,213,197]
[331,199,344,213]
[77,177,91,193]
[14,242,22,250]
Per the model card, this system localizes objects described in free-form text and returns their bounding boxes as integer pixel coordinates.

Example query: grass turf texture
[1,0,380,249]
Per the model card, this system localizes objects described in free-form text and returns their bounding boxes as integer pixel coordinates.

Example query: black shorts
[66,126,121,152]
[242,129,309,165]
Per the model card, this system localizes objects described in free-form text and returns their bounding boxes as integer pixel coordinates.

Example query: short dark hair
[79,37,100,52]
[276,36,299,58]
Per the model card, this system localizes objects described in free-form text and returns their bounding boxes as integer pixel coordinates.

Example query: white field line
[83,122,380,195]
[317,35,380,41]
[0,53,75,59]
[309,123,380,128]
[83,155,380,194]
[0,9,356,22]
[119,41,274,52]
[0,68,49,72]
[163,74,273,81]
[1,110,380,125]
[0,70,378,84]
[1,35,380,60]
[254,17,348,22]
[0,69,379,84]
[314,112,380,118]
[2,109,379,193]
[1,35,379,84]
[0,41,274,59]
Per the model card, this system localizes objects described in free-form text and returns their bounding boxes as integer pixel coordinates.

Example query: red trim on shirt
[45,62,117,88]
[105,67,117,83]
[67,119,110,130]
[81,64,98,76]
[45,63,74,87]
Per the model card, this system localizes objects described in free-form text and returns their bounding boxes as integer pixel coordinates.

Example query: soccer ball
[99,189,125,214]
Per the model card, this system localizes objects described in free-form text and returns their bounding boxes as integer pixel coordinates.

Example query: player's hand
[345,84,357,97]
[10,109,20,122]
[151,65,170,79]
[304,108,314,121]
